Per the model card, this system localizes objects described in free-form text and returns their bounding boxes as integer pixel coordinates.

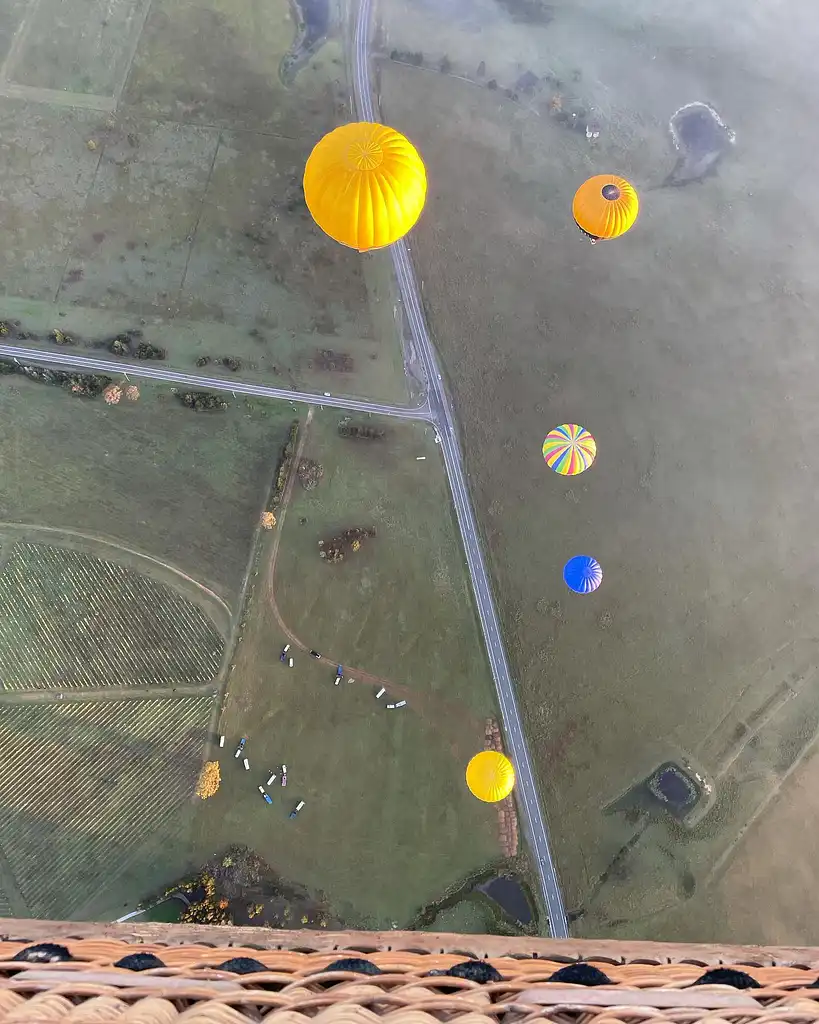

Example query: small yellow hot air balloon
[572,174,639,243]
[303,122,427,252]
[466,751,516,803]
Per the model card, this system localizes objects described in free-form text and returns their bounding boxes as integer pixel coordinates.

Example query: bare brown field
[379,6,819,940]
[0,541,223,690]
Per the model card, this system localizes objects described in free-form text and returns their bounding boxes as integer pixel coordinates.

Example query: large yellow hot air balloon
[303,122,427,252]
[572,174,639,243]
[466,751,516,803]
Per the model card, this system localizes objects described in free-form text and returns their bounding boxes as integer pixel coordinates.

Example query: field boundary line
[0,684,218,706]
[215,408,313,742]
[0,524,230,627]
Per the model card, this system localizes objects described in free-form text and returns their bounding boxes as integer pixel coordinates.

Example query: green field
[0,696,213,919]
[276,413,496,709]
[0,541,223,690]
[0,0,408,406]
[0,378,301,922]
[194,412,504,928]
[0,375,293,605]
[426,898,493,934]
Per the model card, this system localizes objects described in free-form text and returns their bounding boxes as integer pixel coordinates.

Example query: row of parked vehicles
[281,644,407,708]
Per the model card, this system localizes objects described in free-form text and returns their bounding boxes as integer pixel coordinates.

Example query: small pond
[478,875,533,925]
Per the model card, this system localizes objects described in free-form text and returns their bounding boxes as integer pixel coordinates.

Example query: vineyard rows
[0,542,223,690]
[0,696,213,918]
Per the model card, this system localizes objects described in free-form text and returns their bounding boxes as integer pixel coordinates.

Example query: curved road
[351,0,569,936]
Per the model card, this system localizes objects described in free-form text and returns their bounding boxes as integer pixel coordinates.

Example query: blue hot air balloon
[563,555,603,594]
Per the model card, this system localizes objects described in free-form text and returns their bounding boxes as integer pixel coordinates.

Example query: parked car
[310,650,321,659]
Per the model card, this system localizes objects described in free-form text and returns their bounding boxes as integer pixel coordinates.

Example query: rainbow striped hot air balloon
[542,424,597,476]
[466,751,515,803]
[572,174,639,242]
[303,122,427,252]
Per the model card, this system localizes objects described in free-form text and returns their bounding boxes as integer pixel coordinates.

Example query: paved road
[0,344,431,421]
[351,0,569,937]
[0,17,570,932]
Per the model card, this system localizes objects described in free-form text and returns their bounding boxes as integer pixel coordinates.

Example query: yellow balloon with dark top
[304,122,427,252]
[572,174,639,241]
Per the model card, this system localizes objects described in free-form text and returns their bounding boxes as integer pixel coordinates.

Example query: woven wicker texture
[3,925,819,1024]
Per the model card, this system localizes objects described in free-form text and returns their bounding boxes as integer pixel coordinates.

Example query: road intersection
[0,0,570,935]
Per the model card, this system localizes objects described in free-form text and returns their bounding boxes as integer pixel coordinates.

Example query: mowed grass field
[194,413,502,927]
[0,376,293,605]
[0,541,223,690]
[276,413,496,709]
[0,696,213,920]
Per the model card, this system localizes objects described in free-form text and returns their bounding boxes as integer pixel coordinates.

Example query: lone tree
[196,761,221,800]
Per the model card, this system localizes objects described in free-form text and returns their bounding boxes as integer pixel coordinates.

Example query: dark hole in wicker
[547,964,612,986]
[691,969,761,989]
[447,961,503,983]
[114,953,167,971]
[216,958,268,974]
[322,958,382,975]
[12,943,73,963]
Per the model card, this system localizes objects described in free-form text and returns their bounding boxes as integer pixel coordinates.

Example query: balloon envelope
[572,174,638,240]
[564,555,603,594]
[303,122,427,252]
[466,750,516,803]
[543,424,597,476]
